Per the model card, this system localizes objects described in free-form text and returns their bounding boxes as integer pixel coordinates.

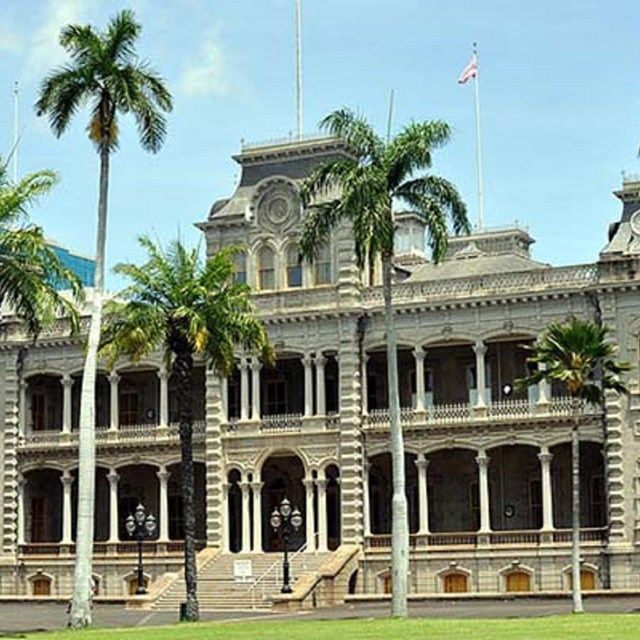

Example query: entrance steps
[151,550,331,612]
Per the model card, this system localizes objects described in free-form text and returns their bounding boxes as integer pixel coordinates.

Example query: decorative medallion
[631,210,640,237]
[254,181,301,233]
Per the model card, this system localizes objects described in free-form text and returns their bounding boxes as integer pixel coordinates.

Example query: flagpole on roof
[295,0,303,139]
[12,80,19,183]
[472,42,484,231]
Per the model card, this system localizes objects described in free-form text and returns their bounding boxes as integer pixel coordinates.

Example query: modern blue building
[48,240,95,289]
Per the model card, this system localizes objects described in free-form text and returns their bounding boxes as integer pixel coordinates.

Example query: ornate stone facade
[1,137,640,599]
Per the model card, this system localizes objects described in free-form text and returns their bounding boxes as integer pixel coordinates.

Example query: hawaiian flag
[458,55,478,84]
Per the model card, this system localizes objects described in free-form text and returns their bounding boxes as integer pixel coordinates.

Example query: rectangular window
[32,394,46,431]
[119,392,139,426]
[264,379,287,415]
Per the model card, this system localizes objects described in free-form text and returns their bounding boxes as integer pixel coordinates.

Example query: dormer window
[233,252,247,285]
[258,246,275,290]
[315,245,331,285]
[286,245,302,288]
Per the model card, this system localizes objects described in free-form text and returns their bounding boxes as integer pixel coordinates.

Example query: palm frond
[319,108,383,163]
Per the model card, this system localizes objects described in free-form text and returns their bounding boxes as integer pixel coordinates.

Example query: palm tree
[518,317,628,613]
[299,108,468,617]
[0,159,80,333]
[100,236,272,621]
[35,9,172,627]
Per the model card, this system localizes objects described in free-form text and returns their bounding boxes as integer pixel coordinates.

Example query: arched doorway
[326,465,341,550]
[261,453,306,551]
[227,469,242,553]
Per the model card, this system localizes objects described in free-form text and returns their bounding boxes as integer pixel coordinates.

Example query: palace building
[2,136,640,606]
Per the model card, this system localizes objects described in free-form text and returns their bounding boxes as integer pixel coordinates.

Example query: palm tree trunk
[174,348,199,621]
[571,396,584,613]
[69,143,109,628]
[382,254,409,617]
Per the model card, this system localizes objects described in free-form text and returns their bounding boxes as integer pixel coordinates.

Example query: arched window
[315,245,331,285]
[258,247,275,290]
[233,252,247,285]
[286,245,302,288]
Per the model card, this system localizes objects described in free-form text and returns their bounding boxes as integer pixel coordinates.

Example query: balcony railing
[365,527,607,550]
[18,539,206,557]
[19,420,206,450]
[362,397,597,430]
[223,413,341,436]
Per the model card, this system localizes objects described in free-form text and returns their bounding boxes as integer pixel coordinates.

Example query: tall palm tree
[35,10,172,627]
[100,237,272,621]
[299,108,468,617]
[0,159,80,333]
[519,317,628,613]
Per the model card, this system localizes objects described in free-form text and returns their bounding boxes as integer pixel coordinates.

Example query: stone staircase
[151,549,331,612]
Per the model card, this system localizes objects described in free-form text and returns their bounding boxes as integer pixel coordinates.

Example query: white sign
[233,559,253,583]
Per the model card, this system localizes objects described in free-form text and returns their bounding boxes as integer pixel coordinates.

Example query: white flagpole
[472,43,484,231]
[295,0,303,139]
[13,80,19,183]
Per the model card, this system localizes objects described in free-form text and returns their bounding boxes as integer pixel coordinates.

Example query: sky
[2,0,640,288]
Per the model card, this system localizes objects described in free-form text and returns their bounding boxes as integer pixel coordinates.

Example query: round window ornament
[630,210,640,236]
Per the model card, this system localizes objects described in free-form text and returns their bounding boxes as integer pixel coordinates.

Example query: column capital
[314,353,327,368]
[316,478,327,491]
[156,368,170,381]
[250,357,263,372]
[61,375,74,388]
[473,340,487,356]
[302,354,314,368]
[475,451,489,467]
[19,380,28,391]
[239,481,251,494]
[107,470,120,485]
[413,346,426,360]
[60,472,74,487]
[238,357,249,370]
[108,372,120,384]
[303,478,316,490]
[157,469,171,484]
[250,481,264,492]
[415,457,429,472]
[538,451,553,464]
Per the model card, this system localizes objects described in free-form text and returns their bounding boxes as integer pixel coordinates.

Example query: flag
[458,55,477,84]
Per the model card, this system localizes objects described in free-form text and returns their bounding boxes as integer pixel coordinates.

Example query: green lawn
[21,615,640,640]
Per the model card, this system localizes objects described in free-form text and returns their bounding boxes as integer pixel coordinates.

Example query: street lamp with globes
[270,497,303,594]
[125,503,157,595]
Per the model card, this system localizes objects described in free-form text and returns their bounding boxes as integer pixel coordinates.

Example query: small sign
[233,559,253,583]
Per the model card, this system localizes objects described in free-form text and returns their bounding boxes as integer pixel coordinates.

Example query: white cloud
[26,0,99,77]
[0,23,21,54]
[179,29,238,98]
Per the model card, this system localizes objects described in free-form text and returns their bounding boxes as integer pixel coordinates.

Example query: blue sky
[2,0,639,287]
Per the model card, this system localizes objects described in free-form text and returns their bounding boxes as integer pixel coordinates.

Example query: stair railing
[248,540,311,609]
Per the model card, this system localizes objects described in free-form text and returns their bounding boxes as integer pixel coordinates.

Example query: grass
[17,614,640,640]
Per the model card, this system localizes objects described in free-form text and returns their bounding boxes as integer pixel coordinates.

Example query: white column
[17,474,26,545]
[473,340,488,409]
[221,375,228,422]
[476,451,491,533]
[109,373,120,430]
[315,354,327,416]
[362,462,371,536]
[107,470,120,543]
[61,375,73,433]
[221,482,230,552]
[303,355,314,417]
[250,358,262,420]
[317,478,328,551]
[19,381,28,437]
[157,468,170,542]
[240,482,251,553]
[537,362,550,408]
[239,358,250,421]
[413,348,426,412]
[416,454,430,534]
[304,478,316,551]
[251,481,263,552]
[361,354,369,415]
[539,447,554,531]
[61,471,74,544]
[157,369,169,427]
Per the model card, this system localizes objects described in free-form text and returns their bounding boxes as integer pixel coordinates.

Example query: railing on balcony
[223,413,341,435]
[365,527,607,550]
[19,420,206,449]
[18,539,206,557]
[362,397,600,430]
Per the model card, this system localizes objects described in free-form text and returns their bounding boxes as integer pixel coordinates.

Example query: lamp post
[270,497,303,594]
[125,503,157,595]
